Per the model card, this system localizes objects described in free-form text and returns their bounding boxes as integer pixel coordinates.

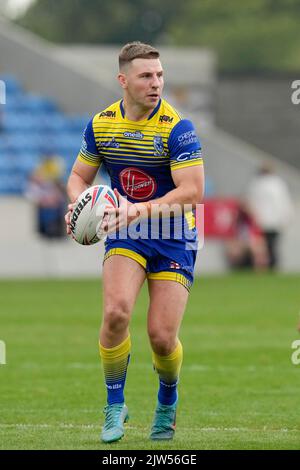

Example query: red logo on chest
[119,167,157,200]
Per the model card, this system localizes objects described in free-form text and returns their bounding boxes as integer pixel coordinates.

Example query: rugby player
[65,41,204,443]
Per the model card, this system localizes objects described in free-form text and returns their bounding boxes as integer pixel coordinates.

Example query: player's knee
[148,329,175,356]
[103,302,131,333]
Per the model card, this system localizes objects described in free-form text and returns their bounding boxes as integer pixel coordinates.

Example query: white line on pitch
[0,424,299,433]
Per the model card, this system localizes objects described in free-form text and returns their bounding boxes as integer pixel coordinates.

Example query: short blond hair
[119,41,160,70]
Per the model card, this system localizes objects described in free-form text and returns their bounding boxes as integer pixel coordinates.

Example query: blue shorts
[104,236,198,292]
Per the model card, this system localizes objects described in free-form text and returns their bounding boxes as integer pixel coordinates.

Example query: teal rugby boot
[150,401,177,440]
[101,403,129,443]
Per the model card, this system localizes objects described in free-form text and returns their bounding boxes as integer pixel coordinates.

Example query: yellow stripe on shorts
[104,248,147,269]
[147,271,192,292]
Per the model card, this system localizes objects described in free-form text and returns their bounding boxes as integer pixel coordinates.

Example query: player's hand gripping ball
[70,185,118,245]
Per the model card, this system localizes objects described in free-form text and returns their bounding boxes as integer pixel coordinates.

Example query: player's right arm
[65,160,99,235]
[67,160,99,203]
[65,118,102,234]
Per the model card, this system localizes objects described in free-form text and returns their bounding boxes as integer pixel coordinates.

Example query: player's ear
[118,72,127,89]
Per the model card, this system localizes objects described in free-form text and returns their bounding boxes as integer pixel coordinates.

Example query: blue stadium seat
[5,94,58,112]
[24,94,58,112]
[0,75,23,95]
[17,153,40,173]
[67,114,90,132]
[0,154,10,172]
[41,113,70,131]
[0,75,87,194]
[3,113,41,131]
[0,172,25,195]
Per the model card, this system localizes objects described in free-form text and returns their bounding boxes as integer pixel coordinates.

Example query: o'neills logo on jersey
[99,110,116,118]
[120,167,157,200]
[123,131,144,140]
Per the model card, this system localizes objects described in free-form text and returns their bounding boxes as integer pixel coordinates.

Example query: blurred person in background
[26,154,66,238]
[225,201,269,271]
[247,162,294,270]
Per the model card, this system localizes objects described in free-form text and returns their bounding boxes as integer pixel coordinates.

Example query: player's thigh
[147,279,189,341]
[103,254,146,314]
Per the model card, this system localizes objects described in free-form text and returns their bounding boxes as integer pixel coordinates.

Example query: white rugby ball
[70,185,118,245]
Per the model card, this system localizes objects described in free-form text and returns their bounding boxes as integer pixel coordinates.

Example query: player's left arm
[150,165,204,208]
[138,118,204,212]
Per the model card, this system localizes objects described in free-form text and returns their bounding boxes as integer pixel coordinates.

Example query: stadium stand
[0,74,88,194]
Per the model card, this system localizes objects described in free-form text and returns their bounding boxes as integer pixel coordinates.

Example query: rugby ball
[70,185,118,245]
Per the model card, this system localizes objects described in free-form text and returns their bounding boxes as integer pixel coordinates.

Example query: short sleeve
[168,119,203,171]
[78,118,102,167]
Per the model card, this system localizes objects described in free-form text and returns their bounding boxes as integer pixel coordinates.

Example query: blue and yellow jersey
[78,98,202,240]
[78,98,202,199]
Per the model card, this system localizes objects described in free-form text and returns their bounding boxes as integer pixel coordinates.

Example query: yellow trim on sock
[99,336,131,384]
[147,271,191,292]
[104,248,147,269]
[152,340,183,383]
[99,335,131,361]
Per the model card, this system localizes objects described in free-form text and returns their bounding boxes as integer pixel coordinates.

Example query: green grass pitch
[0,273,300,450]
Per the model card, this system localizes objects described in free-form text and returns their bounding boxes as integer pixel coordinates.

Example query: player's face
[120,58,164,110]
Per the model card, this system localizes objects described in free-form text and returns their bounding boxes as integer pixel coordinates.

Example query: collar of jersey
[119,99,161,123]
